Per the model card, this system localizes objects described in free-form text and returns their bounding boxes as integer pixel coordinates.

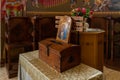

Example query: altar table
[18,50,103,80]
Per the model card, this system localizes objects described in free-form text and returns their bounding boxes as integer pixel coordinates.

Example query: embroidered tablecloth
[18,50,103,80]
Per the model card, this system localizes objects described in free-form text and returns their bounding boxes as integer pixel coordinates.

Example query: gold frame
[56,16,72,43]
[24,0,120,16]
[93,12,120,15]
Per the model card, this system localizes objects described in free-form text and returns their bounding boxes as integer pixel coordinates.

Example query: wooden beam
[26,11,120,17]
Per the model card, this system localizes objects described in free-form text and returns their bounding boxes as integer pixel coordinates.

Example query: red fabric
[1,0,6,9]
[1,0,6,19]
[37,0,68,8]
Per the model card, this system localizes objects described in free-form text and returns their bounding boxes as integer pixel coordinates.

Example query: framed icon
[56,16,72,43]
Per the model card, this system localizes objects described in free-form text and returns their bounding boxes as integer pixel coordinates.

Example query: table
[18,50,103,80]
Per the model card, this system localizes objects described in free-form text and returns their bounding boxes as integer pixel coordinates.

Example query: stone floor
[0,66,120,80]
[103,66,120,80]
[0,67,17,80]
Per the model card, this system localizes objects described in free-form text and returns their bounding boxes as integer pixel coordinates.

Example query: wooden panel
[5,17,34,78]
[105,17,120,71]
[79,32,104,71]
[7,17,33,43]
[90,17,109,61]
[34,17,57,49]
[80,34,96,68]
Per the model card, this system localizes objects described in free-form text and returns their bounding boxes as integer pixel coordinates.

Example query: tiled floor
[0,66,120,80]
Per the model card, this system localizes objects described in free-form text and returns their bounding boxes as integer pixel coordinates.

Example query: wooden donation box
[39,38,80,72]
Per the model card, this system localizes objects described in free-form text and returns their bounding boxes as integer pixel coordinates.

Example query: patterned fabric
[19,50,103,80]
[2,0,23,18]
[6,2,23,17]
